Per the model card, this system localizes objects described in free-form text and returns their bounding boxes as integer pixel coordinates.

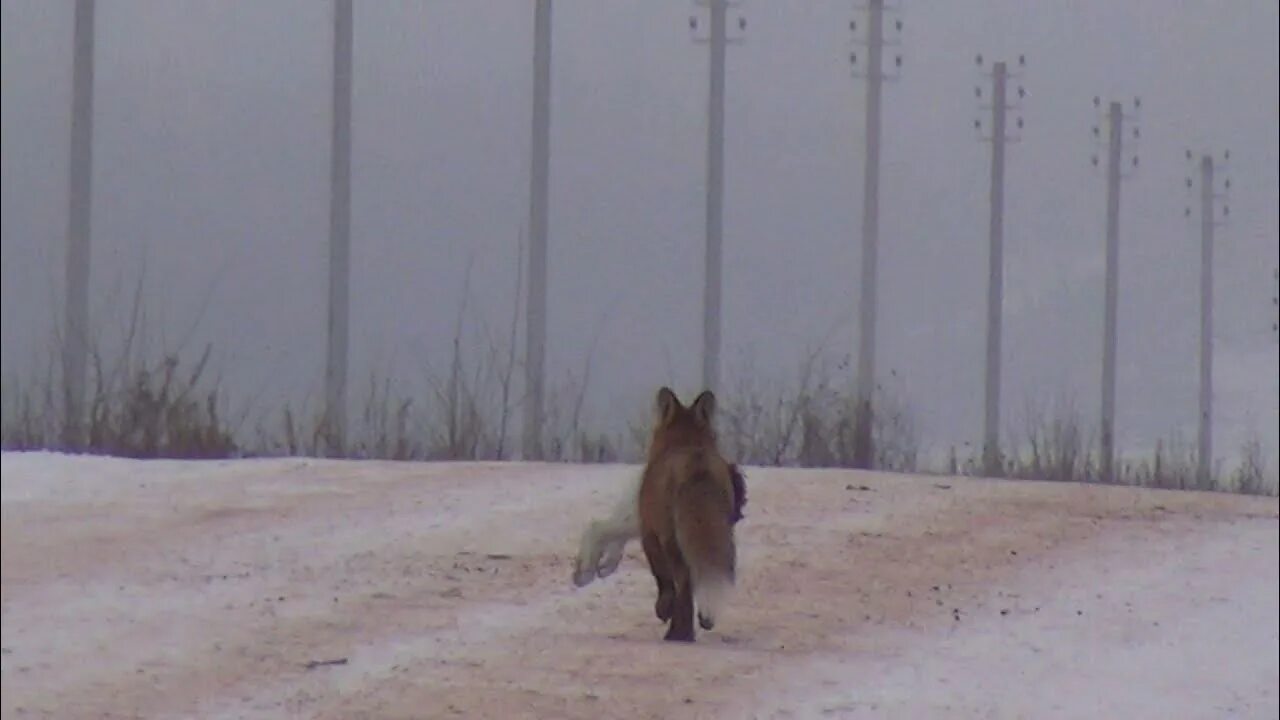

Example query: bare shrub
[3,343,238,459]
[1005,397,1097,483]
[2,270,238,459]
[718,349,918,472]
[1121,433,1197,491]
[1230,438,1274,496]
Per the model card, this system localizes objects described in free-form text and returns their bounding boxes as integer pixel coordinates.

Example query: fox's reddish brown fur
[638,387,737,643]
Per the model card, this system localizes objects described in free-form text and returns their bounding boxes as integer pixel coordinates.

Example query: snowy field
[1,451,1276,719]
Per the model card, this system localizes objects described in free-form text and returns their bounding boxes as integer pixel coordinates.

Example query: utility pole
[325,0,353,457]
[1184,149,1231,488]
[523,0,552,461]
[689,0,745,394]
[973,54,1026,477]
[62,0,95,451]
[849,0,903,469]
[1100,102,1122,484]
[1196,155,1214,488]
[1090,96,1140,482]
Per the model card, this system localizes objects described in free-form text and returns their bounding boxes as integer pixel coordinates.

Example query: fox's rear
[570,462,747,590]
[673,465,736,630]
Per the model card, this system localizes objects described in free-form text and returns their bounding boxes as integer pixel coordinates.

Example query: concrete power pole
[1090,96,1140,482]
[1100,102,1122,484]
[849,0,903,470]
[523,0,552,461]
[689,0,745,394]
[701,0,726,396]
[973,54,1026,477]
[1185,149,1231,488]
[62,0,95,450]
[1196,156,1214,488]
[325,0,353,457]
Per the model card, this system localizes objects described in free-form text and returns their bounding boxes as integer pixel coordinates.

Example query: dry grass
[2,283,1271,495]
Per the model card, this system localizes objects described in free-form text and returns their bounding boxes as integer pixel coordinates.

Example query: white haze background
[2,1,1277,465]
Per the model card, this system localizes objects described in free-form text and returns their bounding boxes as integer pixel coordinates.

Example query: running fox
[637,387,737,642]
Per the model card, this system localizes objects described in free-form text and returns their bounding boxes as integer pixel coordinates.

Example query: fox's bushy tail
[674,470,736,630]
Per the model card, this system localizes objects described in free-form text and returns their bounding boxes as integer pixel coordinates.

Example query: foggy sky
[3,1,1278,462]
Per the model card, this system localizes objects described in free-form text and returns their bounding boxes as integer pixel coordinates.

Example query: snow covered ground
[1,451,1276,719]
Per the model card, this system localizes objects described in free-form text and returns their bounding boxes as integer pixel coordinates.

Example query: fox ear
[655,386,681,422]
[690,390,716,425]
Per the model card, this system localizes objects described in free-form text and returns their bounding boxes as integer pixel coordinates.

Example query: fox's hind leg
[663,545,696,643]
[641,532,675,622]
